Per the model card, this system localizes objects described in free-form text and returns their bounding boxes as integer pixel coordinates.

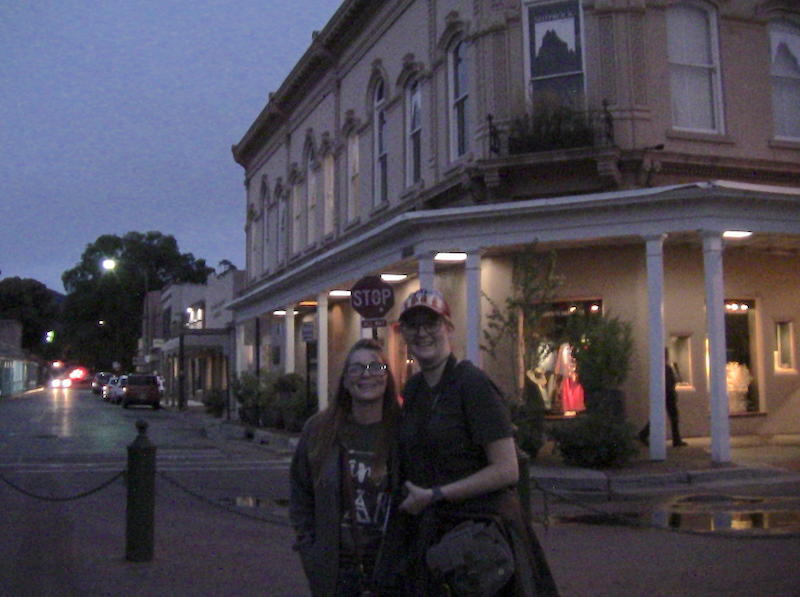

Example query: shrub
[549,412,639,469]
[203,388,227,418]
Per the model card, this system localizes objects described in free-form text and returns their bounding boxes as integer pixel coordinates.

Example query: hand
[399,481,435,515]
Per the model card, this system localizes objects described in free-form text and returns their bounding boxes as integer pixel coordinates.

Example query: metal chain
[156,470,291,527]
[0,468,125,502]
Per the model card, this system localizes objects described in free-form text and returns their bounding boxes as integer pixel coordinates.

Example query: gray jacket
[289,415,343,597]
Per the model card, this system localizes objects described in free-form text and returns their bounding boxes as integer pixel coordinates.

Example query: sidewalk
[195,403,800,500]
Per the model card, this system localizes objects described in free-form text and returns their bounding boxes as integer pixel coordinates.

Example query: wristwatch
[431,486,445,503]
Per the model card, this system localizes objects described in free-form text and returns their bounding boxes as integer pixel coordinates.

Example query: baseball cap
[399,288,452,322]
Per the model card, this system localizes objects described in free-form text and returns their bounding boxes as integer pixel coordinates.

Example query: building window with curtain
[450,39,470,159]
[407,80,422,185]
[667,1,724,132]
[770,19,800,140]
[525,0,585,110]
[373,79,388,206]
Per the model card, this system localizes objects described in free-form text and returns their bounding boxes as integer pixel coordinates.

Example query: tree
[482,246,562,457]
[0,277,61,358]
[59,231,214,371]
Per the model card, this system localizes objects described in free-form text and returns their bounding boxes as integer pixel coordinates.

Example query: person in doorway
[289,338,401,596]
[395,288,559,597]
[639,349,688,447]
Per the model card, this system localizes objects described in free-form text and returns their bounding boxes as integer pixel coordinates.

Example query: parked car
[103,376,123,403]
[92,372,113,395]
[120,374,161,409]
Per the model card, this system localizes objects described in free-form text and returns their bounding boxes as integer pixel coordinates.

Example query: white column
[703,232,731,463]
[465,251,483,365]
[316,291,329,412]
[645,235,667,461]
[418,252,436,291]
[284,303,296,374]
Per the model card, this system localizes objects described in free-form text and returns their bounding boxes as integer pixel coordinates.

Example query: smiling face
[343,348,389,405]
[400,307,453,369]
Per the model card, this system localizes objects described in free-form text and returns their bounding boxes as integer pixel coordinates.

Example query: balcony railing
[490,100,614,156]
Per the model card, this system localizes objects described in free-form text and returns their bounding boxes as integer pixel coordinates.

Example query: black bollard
[126,419,156,562]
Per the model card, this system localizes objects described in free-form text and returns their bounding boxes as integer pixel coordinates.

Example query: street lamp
[102,258,116,272]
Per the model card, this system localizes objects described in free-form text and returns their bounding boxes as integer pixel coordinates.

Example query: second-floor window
[374,79,388,206]
[525,0,585,109]
[407,80,422,184]
[277,196,287,265]
[667,1,724,133]
[450,40,470,159]
[306,150,317,247]
[347,133,360,222]
[770,19,800,140]
[323,153,335,236]
[291,180,304,254]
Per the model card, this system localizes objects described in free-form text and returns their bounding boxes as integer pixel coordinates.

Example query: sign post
[350,276,395,339]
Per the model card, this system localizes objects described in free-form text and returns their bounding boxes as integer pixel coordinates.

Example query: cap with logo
[399,288,452,322]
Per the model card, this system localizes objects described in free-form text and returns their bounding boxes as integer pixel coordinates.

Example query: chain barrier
[530,478,799,541]
[157,470,291,527]
[0,467,126,502]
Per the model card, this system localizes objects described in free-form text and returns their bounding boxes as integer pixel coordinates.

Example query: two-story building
[142,269,245,407]
[229,0,800,462]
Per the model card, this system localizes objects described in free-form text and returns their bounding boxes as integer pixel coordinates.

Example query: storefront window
[775,321,795,371]
[725,300,760,413]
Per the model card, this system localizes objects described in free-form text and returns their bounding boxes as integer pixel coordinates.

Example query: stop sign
[350,276,395,319]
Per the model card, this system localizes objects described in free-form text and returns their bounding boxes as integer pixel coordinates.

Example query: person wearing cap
[395,288,559,596]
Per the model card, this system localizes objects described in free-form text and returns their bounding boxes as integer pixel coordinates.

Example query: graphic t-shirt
[339,421,390,574]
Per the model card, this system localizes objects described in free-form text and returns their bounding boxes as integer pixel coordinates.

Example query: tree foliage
[59,231,214,371]
[0,277,60,357]
[482,246,562,377]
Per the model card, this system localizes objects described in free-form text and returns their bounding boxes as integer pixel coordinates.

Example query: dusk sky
[1,0,343,293]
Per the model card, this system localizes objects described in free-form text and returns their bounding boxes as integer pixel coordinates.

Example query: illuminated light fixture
[435,252,467,262]
[102,258,116,271]
[329,290,351,298]
[568,305,578,313]
[590,304,601,312]
[273,309,299,316]
[726,302,749,312]
[381,273,408,282]
[723,230,753,239]
[298,301,318,307]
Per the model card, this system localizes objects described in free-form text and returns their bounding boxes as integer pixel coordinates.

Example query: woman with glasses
[290,338,401,596]
[396,288,558,597]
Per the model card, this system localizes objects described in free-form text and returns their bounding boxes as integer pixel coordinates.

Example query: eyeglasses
[400,318,443,335]
[346,361,389,378]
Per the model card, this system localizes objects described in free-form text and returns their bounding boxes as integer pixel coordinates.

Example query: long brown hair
[308,338,400,484]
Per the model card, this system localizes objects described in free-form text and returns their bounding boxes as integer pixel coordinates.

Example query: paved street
[1,388,799,596]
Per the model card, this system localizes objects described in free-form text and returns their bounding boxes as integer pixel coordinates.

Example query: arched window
[449,39,470,159]
[667,1,724,132]
[770,19,800,139]
[407,79,422,184]
[373,79,388,206]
